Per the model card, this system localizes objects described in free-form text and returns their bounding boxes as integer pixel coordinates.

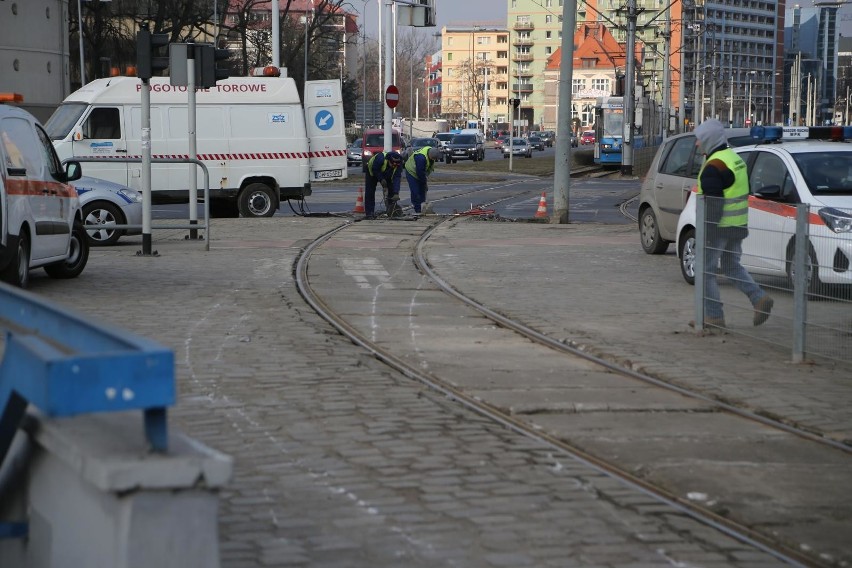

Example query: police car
[676,126,852,292]
[0,98,88,288]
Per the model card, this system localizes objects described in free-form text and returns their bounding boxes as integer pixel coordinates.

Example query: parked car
[347,138,363,167]
[580,130,596,145]
[446,132,485,163]
[540,131,555,147]
[410,137,443,162]
[0,103,88,288]
[637,128,754,254]
[361,128,405,171]
[675,126,852,292]
[528,135,545,151]
[502,138,532,158]
[71,176,143,246]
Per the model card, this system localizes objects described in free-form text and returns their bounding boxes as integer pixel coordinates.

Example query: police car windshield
[794,152,852,196]
[45,103,88,140]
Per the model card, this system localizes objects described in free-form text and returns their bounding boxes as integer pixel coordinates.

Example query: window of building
[477,36,490,45]
[545,46,552,54]
[592,78,610,91]
[545,15,552,23]
[498,51,507,59]
[447,53,453,61]
[546,31,552,39]
[498,35,508,43]
[572,78,586,93]
[448,37,454,45]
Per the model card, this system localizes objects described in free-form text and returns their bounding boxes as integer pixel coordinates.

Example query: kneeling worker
[405,147,442,214]
[364,150,404,218]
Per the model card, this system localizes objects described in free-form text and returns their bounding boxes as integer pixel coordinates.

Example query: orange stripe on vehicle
[748,195,823,225]
[3,178,77,198]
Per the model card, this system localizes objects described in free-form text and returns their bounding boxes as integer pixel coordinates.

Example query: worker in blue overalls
[405,147,442,214]
[364,150,404,219]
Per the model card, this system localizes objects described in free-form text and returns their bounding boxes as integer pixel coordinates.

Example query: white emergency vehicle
[45,76,347,217]
[676,126,852,292]
[0,97,88,288]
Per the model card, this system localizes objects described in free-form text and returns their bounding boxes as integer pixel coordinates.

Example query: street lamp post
[304,0,314,83]
[747,71,756,125]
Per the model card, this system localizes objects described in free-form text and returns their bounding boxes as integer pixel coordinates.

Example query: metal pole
[188,43,199,239]
[378,0,383,103]
[77,0,86,85]
[272,0,280,67]
[729,74,734,127]
[552,0,577,224]
[621,0,637,175]
[383,0,393,152]
[662,5,671,137]
[141,77,153,256]
[304,3,310,83]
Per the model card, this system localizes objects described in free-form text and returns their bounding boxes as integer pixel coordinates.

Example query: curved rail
[294,220,827,568]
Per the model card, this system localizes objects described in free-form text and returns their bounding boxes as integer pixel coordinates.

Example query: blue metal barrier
[0,282,175,538]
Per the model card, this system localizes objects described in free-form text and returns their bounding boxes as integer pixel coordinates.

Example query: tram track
[295,217,850,568]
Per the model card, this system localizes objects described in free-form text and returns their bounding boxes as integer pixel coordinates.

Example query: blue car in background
[71,176,142,246]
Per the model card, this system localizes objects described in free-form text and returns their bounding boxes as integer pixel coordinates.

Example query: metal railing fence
[695,195,852,365]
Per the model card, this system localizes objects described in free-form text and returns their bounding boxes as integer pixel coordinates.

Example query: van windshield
[364,132,403,148]
[45,103,88,140]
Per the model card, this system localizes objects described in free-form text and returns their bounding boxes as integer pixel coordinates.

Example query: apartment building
[511,0,785,129]
[438,26,511,128]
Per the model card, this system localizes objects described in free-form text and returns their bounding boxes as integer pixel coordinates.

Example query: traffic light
[512,98,521,109]
[199,44,231,88]
[136,25,169,80]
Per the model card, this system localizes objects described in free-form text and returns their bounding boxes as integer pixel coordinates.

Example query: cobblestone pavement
[26,216,845,567]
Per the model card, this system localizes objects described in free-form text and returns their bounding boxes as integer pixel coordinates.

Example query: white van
[0,102,88,288]
[46,76,347,217]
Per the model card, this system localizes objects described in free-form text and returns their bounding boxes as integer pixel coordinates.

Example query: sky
[357,0,509,38]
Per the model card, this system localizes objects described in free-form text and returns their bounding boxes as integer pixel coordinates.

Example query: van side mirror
[73,128,85,141]
[65,160,82,182]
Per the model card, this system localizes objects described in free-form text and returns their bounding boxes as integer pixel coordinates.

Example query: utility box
[0,411,233,568]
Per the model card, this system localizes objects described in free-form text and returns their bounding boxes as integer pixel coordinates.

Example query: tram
[593,95,665,166]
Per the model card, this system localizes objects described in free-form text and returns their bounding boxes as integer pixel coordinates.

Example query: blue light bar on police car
[749,126,852,142]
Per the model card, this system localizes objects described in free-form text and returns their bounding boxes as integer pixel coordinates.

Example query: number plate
[314,169,343,180]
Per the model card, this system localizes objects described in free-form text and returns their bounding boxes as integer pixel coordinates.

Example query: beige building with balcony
[439,26,510,129]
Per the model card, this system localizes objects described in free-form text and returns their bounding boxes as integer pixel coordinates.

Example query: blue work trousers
[704,233,766,319]
[364,174,397,216]
[405,172,427,213]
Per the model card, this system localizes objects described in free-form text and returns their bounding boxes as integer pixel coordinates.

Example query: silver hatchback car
[638,128,753,254]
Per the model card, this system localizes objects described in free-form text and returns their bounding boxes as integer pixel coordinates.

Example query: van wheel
[239,183,277,217]
[639,208,669,254]
[45,221,89,279]
[82,201,123,246]
[678,227,696,286]
[1,231,30,288]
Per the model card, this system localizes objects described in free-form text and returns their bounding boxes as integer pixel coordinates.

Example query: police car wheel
[239,183,277,218]
[1,231,30,289]
[786,242,824,296]
[44,221,89,280]
[678,227,696,286]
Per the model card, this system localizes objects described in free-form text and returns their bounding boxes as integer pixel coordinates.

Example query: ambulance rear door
[304,80,347,182]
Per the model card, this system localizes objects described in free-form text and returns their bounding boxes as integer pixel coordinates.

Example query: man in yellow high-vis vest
[694,119,773,329]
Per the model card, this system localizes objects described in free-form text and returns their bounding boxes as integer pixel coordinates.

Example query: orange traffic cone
[534,192,548,219]
[353,187,365,213]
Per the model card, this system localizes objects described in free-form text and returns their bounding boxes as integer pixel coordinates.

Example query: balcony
[512,53,534,62]
[514,21,534,31]
[513,68,533,77]
[513,37,534,46]
[513,83,534,93]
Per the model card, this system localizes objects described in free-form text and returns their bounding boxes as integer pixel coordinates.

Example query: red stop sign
[385,85,400,109]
